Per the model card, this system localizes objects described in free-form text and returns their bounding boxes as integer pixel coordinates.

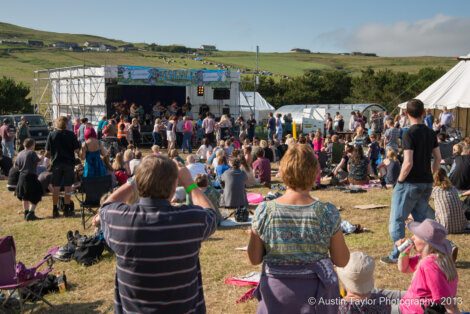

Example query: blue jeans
[152,132,162,146]
[388,182,434,259]
[2,141,15,158]
[181,132,192,153]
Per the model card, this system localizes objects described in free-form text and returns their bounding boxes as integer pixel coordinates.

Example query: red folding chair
[0,236,57,313]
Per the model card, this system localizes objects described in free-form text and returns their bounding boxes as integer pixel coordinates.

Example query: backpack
[235,206,249,222]
[73,235,105,266]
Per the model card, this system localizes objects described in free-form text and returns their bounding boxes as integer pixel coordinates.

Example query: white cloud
[318,14,470,56]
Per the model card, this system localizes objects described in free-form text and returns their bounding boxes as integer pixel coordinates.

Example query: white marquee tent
[398,53,470,136]
[239,91,275,121]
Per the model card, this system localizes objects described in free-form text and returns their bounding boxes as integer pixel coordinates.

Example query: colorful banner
[116,65,231,87]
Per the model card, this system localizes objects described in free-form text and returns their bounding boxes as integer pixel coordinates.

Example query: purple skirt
[254,259,339,314]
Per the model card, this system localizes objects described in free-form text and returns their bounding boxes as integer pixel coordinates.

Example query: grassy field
[0,159,469,313]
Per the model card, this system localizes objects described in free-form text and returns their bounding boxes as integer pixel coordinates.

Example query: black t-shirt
[449,155,470,190]
[247,119,256,132]
[45,129,80,166]
[402,124,438,183]
[263,147,274,163]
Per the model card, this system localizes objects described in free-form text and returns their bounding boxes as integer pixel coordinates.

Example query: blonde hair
[168,149,179,159]
[260,140,268,149]
[55,116,68,130]
[422,244,457,282]
[280,144,318,191]
[112,152,125,171]
[151,145,160,153]
[453,143,463,156]
[135,155,178,199]
[123,149,134,162]
[386,148,398,161]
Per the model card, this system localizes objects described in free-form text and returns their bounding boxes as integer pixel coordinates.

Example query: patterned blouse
[252,200,341,265]
[432,186,467,234]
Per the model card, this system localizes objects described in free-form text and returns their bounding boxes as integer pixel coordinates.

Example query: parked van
[0,114,50,147]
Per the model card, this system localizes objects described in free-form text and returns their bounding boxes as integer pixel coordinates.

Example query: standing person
[247,113,257,141]
[202,112,216,146]
[248,144,350,314]
[175,116,184,148]
[0,119,15,158]
[181,116,193,154]
[15,138,43,221]
[129,118,141,147]
[424,109,434,129]
[103,118,117,138]
[348,112,357,131]
[218,114,232,140]
[438,106,454,133]
[152,118,163,147]
[275,113,283,142]
[73,117,81,138]
[97,156,217,313]
[266,112,276,141]
[66,114,73,131]
[196,113,204,145]
[81,128,107,178]
[97,115,108,140]
[117,116,129,148]
[381,99,441,264]
[236,116,247,141]
[369,110,383,136]
[45,116,80,218]
[325,113,334,136]
[16,116,31,152]
[166,116,177,151]
[283,113,292,136]
[367,134,380,176]
[78,118,88,144]
[383,118,400,152]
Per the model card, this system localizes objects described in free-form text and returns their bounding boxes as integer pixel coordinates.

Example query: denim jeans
[181,132,192,153]
[388,182,434,259]
[2,141,15,158]
[152,132,161,146]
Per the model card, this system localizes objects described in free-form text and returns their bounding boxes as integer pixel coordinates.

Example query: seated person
[220,158,247,208]
[215,156,230,181]
[252,149,271,187]
[112,152,129,186]
[189,174,222,225]
[449,144,470,190]
[168,149,185,165]
[377,148,401,187]
[186,155,207,180]
[38,171,53,195]
[196,138,212,161]
[432,168,467,234]
[332,145,353,184]
[260,140,274,163]
[347,145,371,185]
[129,150,143,176]
[396,219,460,314]
[0,149,13,179]
[337,252,391,313]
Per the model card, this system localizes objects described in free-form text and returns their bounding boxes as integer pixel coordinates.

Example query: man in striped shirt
[99,155,217,313]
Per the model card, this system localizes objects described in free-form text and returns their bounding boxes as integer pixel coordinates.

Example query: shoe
[380,256,397,265]
[23,210,28,220]
[25,212,41,221]
[452,246,458,262]
[53,208,60,218]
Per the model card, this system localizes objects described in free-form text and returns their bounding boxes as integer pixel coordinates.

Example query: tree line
[241,67,446,112]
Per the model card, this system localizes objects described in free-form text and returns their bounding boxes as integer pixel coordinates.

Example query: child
[151,145,161,156]
[15,139,43,221]
[36,149,50,174]
[196,138,212,161]
[191,174,222,225]
[367,134,380,176]
[431,168,467,234]
[168,149,185,165]
[337,252,391,313]
[378,148,401,187]
[312,130,323,154]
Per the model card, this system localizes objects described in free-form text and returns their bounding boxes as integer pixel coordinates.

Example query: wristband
[399,252,409,258]
[185,183,198,194]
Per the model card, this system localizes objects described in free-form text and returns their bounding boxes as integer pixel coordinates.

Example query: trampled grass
[0,173,469,313]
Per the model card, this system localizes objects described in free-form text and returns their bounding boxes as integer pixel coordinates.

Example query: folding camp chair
[0,236,56,313]
[75,175,113,229]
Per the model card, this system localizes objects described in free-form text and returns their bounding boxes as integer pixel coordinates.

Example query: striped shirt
[100,198,217,314]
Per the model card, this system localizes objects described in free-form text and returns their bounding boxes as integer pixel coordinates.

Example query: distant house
[27,40,44,47]
[52,41,79,49]
[352,51,377,57]
[118,44,137,52]
[99,44,117,52]
[290,48,311,53]
[84,41,101,47]
[200,45,217,51]
[0,39,26,45]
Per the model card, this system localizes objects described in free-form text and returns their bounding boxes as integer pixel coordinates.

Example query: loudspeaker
[213,88,230,100]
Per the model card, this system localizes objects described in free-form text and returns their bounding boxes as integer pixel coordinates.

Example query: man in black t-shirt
[247,114,257,141]
[381,99,441,264]
[45,116,80,218]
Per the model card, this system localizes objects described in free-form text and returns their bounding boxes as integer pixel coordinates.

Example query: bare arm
[177,163,214,210]
[431,146,441,174]
[80,143,86,160]
[104,181,136,204]
[329,230,350,267]
[397,149,413,182]
[333,159,345,175]
[247,230,264,265]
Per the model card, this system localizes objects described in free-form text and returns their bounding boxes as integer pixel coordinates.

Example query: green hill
[0,22,459,88]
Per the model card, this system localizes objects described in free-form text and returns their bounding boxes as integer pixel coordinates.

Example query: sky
[1,0,470,56]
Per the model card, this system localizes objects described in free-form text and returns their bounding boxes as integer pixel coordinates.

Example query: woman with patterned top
[431,168,467,234]
[248,143,350,314]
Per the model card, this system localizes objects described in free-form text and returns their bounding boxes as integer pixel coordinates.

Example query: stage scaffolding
[33,65,106,123]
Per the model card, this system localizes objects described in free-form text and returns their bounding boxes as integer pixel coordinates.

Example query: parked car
[0,114,50,147]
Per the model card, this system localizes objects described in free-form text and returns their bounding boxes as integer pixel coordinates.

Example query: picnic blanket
[220,216,253,227]
[225,272,260,303]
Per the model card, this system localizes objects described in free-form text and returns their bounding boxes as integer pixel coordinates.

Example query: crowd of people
[1,98,469,313]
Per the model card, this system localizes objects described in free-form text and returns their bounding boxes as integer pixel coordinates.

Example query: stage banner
[117,66,230,87]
